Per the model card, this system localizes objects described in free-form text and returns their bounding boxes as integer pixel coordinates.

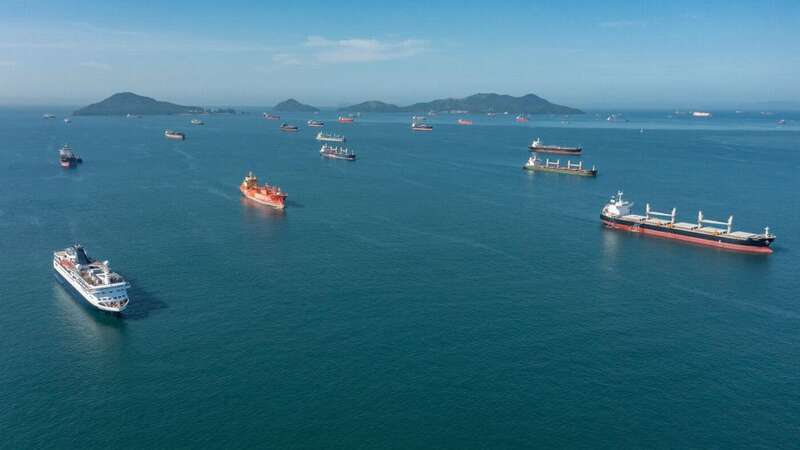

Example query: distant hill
[343,100,403,113]
[74,92,203,116]
[273,98,319,112]
[342,93,581,114]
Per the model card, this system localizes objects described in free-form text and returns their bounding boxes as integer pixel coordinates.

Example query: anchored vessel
[600,191,775,254]
[191,118,204,125]
[692,111,712,118]
[338,116,355,123]
[53,245,131,312]
[457,118,473,125]
[411,117,433,131]
[316,132,346,143]
[523,155,596,177]
[515,115,529,123]
[263,113,280,120]
[64,118,72,124]
[279,123,299,132]
[307,120,324,128]
[59,144,82,168]
[43,113,56,119]
[165,130,185,140]
[240,171,287,209]
[528,138,582,155]
[320,144,356,160]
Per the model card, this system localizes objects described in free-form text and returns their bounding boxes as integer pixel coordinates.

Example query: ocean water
[0,108,798,448]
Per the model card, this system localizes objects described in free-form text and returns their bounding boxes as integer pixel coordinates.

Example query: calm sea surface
[0,108,798,448]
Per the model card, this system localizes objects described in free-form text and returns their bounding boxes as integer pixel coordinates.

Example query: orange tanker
[240,171,287,209]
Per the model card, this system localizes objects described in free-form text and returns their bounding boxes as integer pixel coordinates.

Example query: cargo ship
[411,117,433,131]
[692,111,712,118]
[59,145,82,168]
[515,115,529,123]
[53,244,131,312]
[165,130,186,140]
[457,118,473,125]
[528,138,581,155]
[279,123,299,132]
[307,120,324,128]
[600,191,775,254]
[263,113,280,120]
[240,171,287,209]
[320,144,356,160]
[338,116,355,123]
[523,155,596,177]
[316,132,346,143]
[191,118,204,125]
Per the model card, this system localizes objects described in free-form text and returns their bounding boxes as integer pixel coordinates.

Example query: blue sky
[0,0,797,108]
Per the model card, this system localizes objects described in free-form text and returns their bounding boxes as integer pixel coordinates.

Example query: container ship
[338,116,355,123]
[320,144,356,161]
[165,130,186,140]
[263,113,280,120]
[528,138,581,155]
[307,120,324,128]
[457,118,473,125]
[59,145,82,168]
[279,123,299,132]
[600,191,775,254]
[316,132,346,143]
[53,244,131,312]
[240,171,287,209]
[523,155,596,177]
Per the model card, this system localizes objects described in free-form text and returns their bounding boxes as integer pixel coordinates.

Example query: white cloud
[78,61,112,71]
[304,35,427,63]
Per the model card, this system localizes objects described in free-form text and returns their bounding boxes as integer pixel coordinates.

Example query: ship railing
[698,211,733,233]
[645,204,676,224]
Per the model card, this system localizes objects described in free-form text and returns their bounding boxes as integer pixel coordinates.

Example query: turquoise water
[1,108,798,448]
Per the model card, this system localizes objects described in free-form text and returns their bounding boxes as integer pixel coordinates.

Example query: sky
[0,0,798,108]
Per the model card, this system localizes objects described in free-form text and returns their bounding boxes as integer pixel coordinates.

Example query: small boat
[307,120,324,128]
[43,113,56,119]
[457,118,473,126]
[316,132,346,143]
[59,144,82,168]
[320,144,356,161]
[63,118,71,124]
[126,113,141,119]
[338,116,355,123]
[777,119,786,125]
[523,155,595,177]
[606,113,627,122]
[692,111,712,118]
[279,123,299,132]
[263,113,280,120]
[411,117,433,131]
[515,115,529,123]
[240,171,287,209]
[191,118,204,125]
[528,138,582,155]
[165,130,186,140]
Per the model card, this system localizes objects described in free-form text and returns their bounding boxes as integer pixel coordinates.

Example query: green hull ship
[523,155,597,177]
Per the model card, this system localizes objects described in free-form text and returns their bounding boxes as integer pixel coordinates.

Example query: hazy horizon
[1,1,798,109]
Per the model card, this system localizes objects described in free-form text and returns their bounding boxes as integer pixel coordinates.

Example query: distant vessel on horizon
[515,115,529,123]
[165,130,186,140]
[263,113,280,120]
[338,116,355,123]
[692,111,712,118]
[316,132,346,143]
[411,117,433,131]
[43,113,56,119]
[191,118,204,125]
[307,120,324,128]
[457,118,473,125]
[280,123,299,132]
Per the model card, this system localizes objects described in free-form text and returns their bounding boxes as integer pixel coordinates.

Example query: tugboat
[263,113,280,120]
[528,138,582,155]
[338,115,355,123]
[600,191,775,254]
[523,155,596,177]
[165,130,186,140]
[59,145,82,168]
[457,118,473,125]
[411,117,433,131]
[279,123,299,132]
[191,118,204,125]
[53,244,131,312]
[307,120,325,128]
[316,132,346,143]
[320,144,356,161]
[240,171,287,209]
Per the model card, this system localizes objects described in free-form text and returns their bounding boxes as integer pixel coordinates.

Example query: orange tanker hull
[240,183,287,209]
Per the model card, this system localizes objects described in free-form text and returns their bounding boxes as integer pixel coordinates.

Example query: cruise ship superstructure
[53,245,131,312]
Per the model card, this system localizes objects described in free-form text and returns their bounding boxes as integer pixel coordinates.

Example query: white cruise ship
[53,245,131,312]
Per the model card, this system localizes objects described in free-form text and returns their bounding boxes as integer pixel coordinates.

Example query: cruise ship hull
[53,260,129,312]
[601,214,773,254]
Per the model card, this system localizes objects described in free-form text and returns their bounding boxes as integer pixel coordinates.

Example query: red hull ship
[457,119,473,125]
[338,116,355,123]
[240,172,287,209]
